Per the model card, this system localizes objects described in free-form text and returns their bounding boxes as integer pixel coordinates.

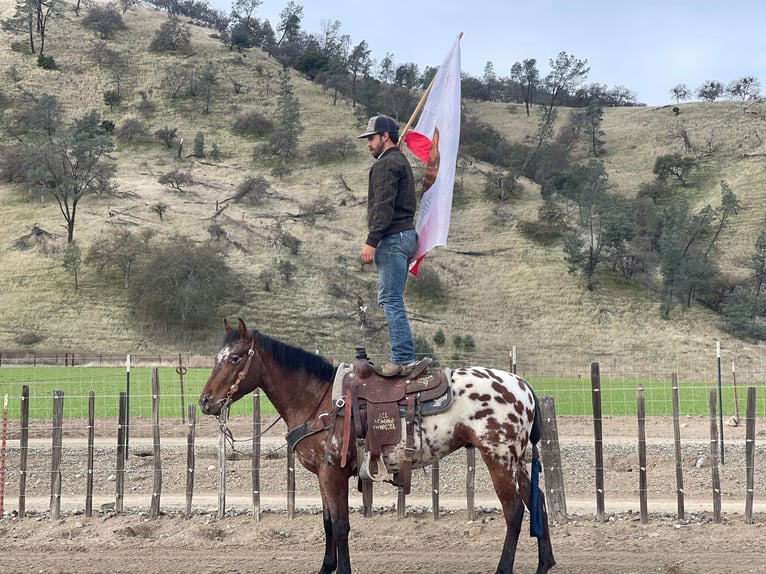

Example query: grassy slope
[1,1,765,374]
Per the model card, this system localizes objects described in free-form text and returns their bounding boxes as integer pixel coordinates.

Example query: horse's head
[199,317,260,416]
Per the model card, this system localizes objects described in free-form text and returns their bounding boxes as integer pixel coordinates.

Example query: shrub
[103,89,122,110]
[149,20,192,53]
[158,169,194,192]
[306,137,355,163]
[433,328,445,346]
[414,335,436,363]
[406,265,446,302]
[193,132,205,157]
[233,176,270,204]
[116,118,147,143]
[99,119,115,133]
[232,110,273,137]
[154,126,177,148]
[128,237,242,330]
[37,54,56,70]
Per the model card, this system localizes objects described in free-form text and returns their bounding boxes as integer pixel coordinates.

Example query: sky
[208,0,766,106]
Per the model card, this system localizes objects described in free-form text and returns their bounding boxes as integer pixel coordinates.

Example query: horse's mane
[224,328,336,383]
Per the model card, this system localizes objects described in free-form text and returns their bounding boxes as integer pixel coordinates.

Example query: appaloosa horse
[199,318,555,574]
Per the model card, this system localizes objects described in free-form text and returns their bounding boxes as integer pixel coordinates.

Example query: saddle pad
[332,362,352,402]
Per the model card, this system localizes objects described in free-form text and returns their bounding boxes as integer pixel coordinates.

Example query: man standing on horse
[358,115,417,377]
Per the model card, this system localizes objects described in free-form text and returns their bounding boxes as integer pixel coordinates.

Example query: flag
[403,35,461,276]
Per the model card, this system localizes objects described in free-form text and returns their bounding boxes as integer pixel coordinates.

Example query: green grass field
[0,366,756,421]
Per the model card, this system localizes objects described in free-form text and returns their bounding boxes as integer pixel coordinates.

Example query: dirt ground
[1,415,765,573]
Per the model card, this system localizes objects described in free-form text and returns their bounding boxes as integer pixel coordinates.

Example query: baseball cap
[357,115,399,138]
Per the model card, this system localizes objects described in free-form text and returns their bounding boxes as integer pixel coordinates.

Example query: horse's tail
[528,390,544,539]
[530,389,542,446]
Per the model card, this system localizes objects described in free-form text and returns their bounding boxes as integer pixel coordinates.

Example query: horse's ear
[223,318,232,333]
[237,317,251,341]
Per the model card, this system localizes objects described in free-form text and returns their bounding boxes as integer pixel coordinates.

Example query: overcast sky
[207,0,766,106]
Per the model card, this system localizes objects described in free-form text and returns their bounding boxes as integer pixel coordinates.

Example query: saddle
[337,355,452,495]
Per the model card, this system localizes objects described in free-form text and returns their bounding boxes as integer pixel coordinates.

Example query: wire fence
[0,346,764,520]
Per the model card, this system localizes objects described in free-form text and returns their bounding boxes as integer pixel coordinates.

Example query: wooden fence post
[636,386,648,524]
[397,485,406,518]
[362,478,373,518]
[671,373,685,520]
[185,404,196,519]
[539,396,567,524]
[252,391,261,523]
[18,385,29,519]
[744,386,756,524]
[150,368,162,519]
[50,390,64,520]
[708,389,722,523]
[591,362,605,521]
[431,461,440,520]
[85,392,95,518]
[286,446,295,519]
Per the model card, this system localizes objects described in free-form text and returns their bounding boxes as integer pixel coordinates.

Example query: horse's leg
[318,467,352,574]
[480,457,526,574]
[516,463,556,574]
[318,492,338,574]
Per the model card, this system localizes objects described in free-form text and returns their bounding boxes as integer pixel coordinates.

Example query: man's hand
[361,244,375,264]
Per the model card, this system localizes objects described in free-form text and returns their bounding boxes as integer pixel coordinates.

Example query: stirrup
[359,451,389,482]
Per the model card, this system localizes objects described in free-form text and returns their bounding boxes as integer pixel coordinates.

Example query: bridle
[217,339,284,452]
[214,336,335,456]
[222,339,256,409]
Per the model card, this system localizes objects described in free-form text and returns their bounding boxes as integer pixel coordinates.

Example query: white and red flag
[403,34,462,275]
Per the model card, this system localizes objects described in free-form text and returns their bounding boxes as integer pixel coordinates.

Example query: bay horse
[199,318,556,574]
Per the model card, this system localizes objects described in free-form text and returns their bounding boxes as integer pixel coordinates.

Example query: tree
[231,0,262,28]
[22,109,117,243]
[542,51,590,114]
[7,0,60,56]
[62,240,82,290]
[557,161,634,290]
[726,76,761,101]
[271,66,302,160]
[85,228,153,289]
[347,40,371,107]
[377,52,395,84]
[510,58,539,116]
[584,100,604,157]
[670,84,690,104]
[696,80,724,102]
[657,200,721,315]
[197,61,219,114]
[653,153,697,186]
[275,1,303,46]
[749,230,766,297]
[482,61,497,101]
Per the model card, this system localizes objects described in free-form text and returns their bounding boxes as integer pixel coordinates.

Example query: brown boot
[376,361,415,377]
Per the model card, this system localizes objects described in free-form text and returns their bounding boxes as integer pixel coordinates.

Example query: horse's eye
[230,355,242,365]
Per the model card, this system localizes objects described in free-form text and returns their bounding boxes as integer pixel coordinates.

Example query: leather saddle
[337,356,452,494]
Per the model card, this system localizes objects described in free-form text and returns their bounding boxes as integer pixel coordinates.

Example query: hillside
[1,1,766,376]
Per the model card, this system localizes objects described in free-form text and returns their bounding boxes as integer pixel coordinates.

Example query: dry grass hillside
[2,1,766,375]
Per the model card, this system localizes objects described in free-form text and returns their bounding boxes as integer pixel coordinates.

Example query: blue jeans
[374,229,417,364]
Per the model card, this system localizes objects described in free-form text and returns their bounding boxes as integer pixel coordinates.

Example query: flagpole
[398,32,463,146]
